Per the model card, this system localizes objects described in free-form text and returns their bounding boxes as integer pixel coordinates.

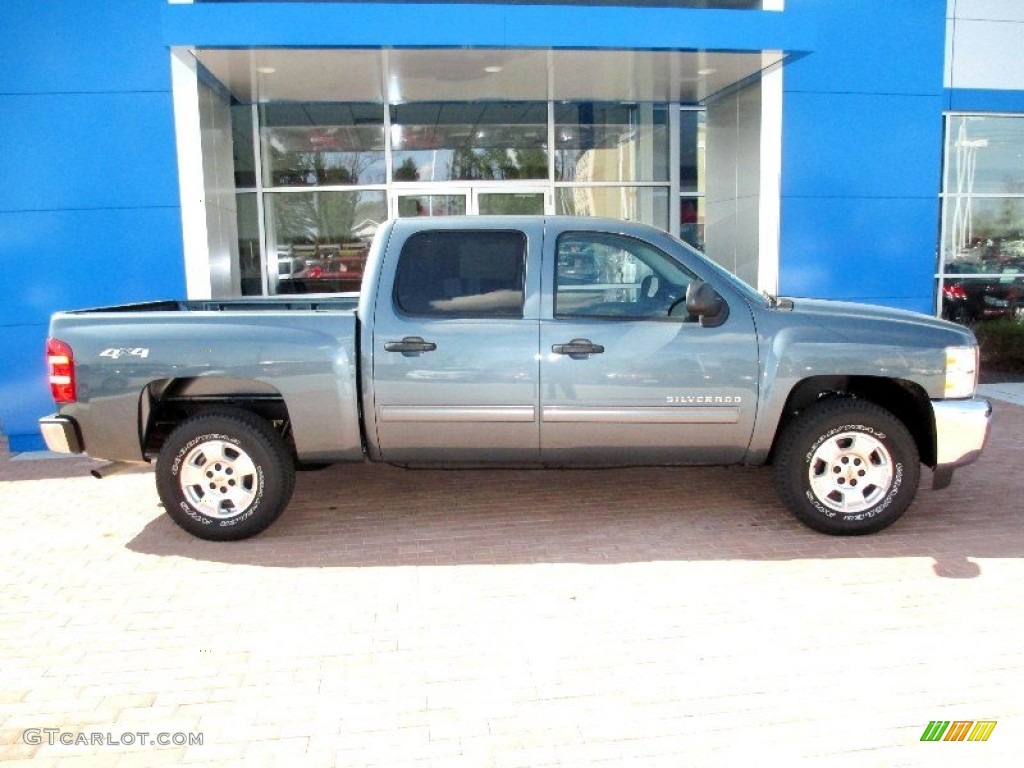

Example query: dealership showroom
[2,0,1024,449]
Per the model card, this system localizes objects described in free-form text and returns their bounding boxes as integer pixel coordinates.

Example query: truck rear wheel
[773,399,920,535]
[156,409,295,541]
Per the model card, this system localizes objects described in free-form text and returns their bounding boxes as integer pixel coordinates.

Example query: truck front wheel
[156,409,295,541]
[773,399,920,535]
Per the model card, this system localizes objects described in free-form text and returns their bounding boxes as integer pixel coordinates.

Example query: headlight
[944,345,979,399]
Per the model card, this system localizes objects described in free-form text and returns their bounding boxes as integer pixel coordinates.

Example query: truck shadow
[127,402,1023,573]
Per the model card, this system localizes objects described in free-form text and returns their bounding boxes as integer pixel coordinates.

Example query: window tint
[555,232,696,319]
[395,230,527,317]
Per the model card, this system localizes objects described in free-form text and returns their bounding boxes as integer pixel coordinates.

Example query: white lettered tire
[773,399,920,535]
[156,409,295,541]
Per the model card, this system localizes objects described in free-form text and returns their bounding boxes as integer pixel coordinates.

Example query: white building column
[170,47,241,299]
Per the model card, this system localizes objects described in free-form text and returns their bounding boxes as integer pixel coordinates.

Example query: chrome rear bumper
[38,415,83,454]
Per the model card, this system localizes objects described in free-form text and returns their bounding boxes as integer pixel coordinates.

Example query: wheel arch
[140,377,292,460]
[770,375,935,467]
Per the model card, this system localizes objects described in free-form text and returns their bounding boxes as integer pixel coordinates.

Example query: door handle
[384,336,438,355]
[552,338,605,359]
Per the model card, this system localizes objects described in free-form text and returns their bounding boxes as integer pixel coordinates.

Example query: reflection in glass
[679,109,705,194]
[477,192,545,215]
[235,193,262,295]
[225,96,708,298]
[555,186,669,230]
[232,105,257,188]
[390,102,548,182]
[555,103,669,182]
[941,195,1024,270]
[939,192,1024,323]
[938,274,1024,324]
[265,190,387,294]
[678,196,705,250]
[260,103,386,187]
[396,194,467,217]
[555,231,695,319]
[945,115,1024,195]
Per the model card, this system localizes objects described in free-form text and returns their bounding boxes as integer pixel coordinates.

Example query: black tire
[773,399,920,535]
[156,409,295,541]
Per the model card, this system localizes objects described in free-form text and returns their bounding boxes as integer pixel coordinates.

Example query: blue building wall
[0,0,959,450]
[0,0,185,450]
[779,0,947,312]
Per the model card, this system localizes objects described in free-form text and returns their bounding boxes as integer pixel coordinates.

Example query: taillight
[944,284,967,300]
[46,338,76,404]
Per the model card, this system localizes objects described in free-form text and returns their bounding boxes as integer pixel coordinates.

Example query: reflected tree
[394,157,420,182]
[447,148,548,181]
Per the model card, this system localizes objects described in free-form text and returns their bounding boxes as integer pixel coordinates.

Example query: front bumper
[932,396,992,474]
[38,415,83,454]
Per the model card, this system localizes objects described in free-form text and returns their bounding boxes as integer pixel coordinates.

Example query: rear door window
[394,230,527,318]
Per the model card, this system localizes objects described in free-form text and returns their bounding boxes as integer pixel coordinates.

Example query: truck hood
[778,297,977,348]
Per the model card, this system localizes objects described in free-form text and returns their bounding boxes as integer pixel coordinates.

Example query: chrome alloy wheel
[178,438,258,519]
[807,431,894,514]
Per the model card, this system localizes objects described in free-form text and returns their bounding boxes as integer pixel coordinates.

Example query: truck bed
[47,294,364,464]
[63,295,361,314]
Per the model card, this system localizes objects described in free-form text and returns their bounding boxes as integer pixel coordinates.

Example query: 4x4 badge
[99,347,150,360]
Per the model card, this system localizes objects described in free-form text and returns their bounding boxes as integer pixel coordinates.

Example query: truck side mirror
[684,280,729,327]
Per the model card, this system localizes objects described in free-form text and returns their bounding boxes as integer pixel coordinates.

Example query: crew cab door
[369,220,542,464]
[539,224,759,464]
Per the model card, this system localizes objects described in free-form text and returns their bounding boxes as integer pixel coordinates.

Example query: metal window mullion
[935,273,1024,279]
[553,181,671,188]
[939,192,1024,198]
[944,110,1024,119]
[547,98,556,213]
[383,49,395,217]
[251,102,270,296]
[669,104,681,237]
[261,184,388,193]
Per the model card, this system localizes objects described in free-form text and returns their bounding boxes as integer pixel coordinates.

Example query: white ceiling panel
[194,47,785,105]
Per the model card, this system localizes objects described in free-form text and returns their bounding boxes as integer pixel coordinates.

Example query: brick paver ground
[1,402,1023,767]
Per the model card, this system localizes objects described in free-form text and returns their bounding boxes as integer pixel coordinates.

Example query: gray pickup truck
[40,216,992,540]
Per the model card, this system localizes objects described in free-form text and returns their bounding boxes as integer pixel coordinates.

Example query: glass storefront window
[230,97,702,296]
[265,190,387,294]
[945,115,1024,196]
[555,186,669,231]
[679,196,705,251]
[232,105,257,189]
[396,194,467,217]
[679,108,705,247]
[390,102,548,182]
[942,196,1024,266]
[679,109,705,194]
[555,103,669,183]
[260,103,386,187]
[939,114,1024,324]
[477,192,546,216]
[235,193,262,295]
